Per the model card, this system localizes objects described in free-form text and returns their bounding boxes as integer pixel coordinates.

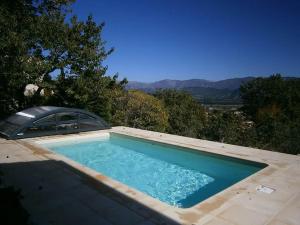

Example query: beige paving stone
[0,149,42,163]
[1,127,300,225]
[203,217,234,225]
[190,214,215,225]
[162,207,205,225]
[267,220,295,225]
[230,191,293,216]
[195,194,233,216]
[264,176,300,194]
[270,194,300,225]
[254,186,295,202]
[219,204,269,225]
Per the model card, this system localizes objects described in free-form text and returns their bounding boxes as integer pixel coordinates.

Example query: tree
[240,75,286,122]
[200,111,258,146]
[42,14,127,121]
[155,89,206,137]
[0,0,38,117]
[112,90,168,132]
[0,0,125,120]
[240,74,300,154]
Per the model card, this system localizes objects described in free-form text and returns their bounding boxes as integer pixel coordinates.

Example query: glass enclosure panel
[79,113,95,120]
[0,121,19,136]
[23,123,57,136]
[56,112,79,132]
[78,113,99,130]
[56,112,78,122]
[79,120,100,130]
[6,114,32,125]
[34,114,56,124]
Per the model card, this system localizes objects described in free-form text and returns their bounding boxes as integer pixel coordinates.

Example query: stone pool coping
[1,126,300,224]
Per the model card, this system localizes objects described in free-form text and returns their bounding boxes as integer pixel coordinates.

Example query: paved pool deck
[0,126,299,225]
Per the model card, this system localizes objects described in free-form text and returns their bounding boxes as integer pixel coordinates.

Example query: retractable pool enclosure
[0,106,110,139]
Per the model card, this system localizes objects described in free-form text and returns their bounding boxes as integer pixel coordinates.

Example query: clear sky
[72,0,300,82]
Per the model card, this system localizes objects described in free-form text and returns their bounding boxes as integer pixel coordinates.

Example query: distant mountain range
[126,76,299,105]
[127,77,254,91]
[126,77,254,105]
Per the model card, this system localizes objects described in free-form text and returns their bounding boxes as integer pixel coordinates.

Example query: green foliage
[112,90,168,132]
[0,0,36,117]
[155,89,206,137]
[199,111,258,146]
[0,0,125,120]
[200,111,242,144]
[50,75,123,121]
[240,75,300,154]
[240,74,300,122]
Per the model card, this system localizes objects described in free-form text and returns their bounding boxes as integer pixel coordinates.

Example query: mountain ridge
[126,76,299,105]
[126,77,255,91]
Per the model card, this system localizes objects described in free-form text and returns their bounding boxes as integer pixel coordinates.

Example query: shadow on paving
[0,159,181,225]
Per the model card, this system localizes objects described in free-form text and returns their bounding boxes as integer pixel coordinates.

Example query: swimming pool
[42,133,266,208]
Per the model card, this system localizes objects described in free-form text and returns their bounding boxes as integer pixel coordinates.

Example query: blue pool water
[43,133,266,208]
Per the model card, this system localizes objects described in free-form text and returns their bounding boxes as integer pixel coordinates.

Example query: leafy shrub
[155,89,206,137]
[112,90,168,132]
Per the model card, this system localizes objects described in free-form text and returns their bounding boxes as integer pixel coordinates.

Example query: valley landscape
[127,77,299,108]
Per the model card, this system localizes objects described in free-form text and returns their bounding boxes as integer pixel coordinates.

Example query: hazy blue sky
[72,0,300,82]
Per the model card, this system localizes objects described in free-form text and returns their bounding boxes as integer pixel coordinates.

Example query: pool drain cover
[256,185,275,194]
